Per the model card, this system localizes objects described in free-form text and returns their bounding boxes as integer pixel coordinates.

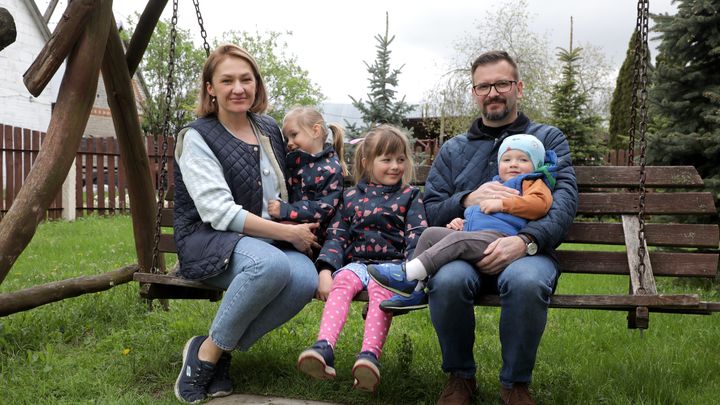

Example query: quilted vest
[173,113,287,280]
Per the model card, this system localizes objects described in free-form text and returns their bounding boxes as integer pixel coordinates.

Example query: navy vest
[173,113,287,280]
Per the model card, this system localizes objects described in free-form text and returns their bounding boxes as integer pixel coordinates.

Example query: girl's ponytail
[328,123,348,176]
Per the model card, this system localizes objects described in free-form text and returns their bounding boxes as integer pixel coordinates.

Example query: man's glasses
[471,80,517,96]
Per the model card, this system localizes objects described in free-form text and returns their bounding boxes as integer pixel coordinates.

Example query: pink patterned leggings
[317,269,394,358]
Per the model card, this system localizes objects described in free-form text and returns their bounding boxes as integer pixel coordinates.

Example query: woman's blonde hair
[196,44,269,117]
[353,124,414,186]
[283,106,348,175]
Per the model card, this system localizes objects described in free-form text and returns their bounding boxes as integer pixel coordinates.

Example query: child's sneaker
[380,289,428,315]
[352,351,381,393]
[206,351,233,398]
[174,336,216,404]
[368,263,417,297]
[296,340,336,380]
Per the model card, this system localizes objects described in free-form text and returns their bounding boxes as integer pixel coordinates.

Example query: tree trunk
[125,0,168,76]
[0,0,112,286]
[0,8,17,52]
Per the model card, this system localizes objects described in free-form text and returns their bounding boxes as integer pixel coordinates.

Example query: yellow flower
[122,348,131,355]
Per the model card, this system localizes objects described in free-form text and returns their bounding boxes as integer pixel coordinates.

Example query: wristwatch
[518,233,538,256]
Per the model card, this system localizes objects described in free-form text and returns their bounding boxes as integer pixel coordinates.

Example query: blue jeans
[202,237,317,351]
[427,255,557,387]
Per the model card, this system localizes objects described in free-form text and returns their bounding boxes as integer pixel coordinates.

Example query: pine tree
[648,0,720,201]
[608,31,638,151]
[549,46,605,165]
[347,13,414,137]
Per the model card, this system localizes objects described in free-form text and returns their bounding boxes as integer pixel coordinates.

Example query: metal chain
[192,0,211,57]
[151,0,179,274]
[632,0,650,293]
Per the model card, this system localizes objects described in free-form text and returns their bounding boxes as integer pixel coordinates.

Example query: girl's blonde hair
[283,106,348,175]
[353,124,415,186]
[196,44,269,117]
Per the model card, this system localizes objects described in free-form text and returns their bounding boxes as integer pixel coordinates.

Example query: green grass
[1,215,719,404]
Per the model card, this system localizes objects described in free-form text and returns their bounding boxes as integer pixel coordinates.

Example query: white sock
[405,259,428,281]
[414,280,426,292]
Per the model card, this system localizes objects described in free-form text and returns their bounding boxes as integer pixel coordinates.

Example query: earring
[211,96,216,103]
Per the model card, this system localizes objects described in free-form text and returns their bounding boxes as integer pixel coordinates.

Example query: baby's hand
[268,200,281,218]
[446,217,465,230]
[479,199,504,214]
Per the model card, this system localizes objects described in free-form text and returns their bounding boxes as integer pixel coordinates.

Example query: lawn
[1,215,719,404]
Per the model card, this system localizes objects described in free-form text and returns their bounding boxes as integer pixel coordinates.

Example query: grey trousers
[413,227,506,275]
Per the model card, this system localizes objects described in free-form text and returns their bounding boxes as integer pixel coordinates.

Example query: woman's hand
[446,217,465,230]
[316,269,333,301]
[284,222,321,255]
[268,200,281,218]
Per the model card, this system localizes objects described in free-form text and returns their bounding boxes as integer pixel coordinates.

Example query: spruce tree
[549,47,605,165]
[348,13,414,137]
[649,0,720,201]
[608,31,639,151]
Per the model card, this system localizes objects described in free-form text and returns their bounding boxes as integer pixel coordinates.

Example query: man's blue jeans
[427,255,557,387]
[202,236,318,352]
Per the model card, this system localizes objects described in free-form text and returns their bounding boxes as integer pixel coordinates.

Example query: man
[423,51,577,405]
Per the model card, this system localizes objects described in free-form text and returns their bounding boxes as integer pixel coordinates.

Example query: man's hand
[475,235,526,274]
[479,199,504,214]
[446,217,465,230]
[463,181,519,207]
[316,269,333,301]
[268,200,281,218]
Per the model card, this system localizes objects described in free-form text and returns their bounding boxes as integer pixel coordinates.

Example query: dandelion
[122,348,131,355]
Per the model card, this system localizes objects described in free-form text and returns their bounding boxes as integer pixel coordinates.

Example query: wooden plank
[0,125,6,212]
[13,127,21,202]
[22,129,31,183]
[564,222,720,248]
[158,234,176,253]
[556,250,718,277]
[575,166,704,188]
[85,138,94,212]
[107,138,117,213]
[161,208,174,227]
[474,294,700,308]
[622,215,657,295]
[75,142,83,217]
[133,272,222,291]
[577,192,717,215]
[96,138,106,213]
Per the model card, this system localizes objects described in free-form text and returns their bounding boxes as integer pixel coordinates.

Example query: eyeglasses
[471,80,517,96]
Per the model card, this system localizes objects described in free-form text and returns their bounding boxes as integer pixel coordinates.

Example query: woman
[172,44,320,404]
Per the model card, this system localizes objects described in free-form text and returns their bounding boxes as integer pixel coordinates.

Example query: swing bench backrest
[133,165,720,327]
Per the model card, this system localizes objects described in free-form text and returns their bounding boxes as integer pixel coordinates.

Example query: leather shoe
[436,375,477,405]
[500,383,536,405]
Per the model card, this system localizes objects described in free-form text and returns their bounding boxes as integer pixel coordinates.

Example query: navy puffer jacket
[423,113,578,252]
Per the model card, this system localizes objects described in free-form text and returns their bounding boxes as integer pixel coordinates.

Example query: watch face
[526,242,538,256]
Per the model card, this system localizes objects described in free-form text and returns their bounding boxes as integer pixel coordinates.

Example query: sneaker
[380,289,428,315]
[367,263,417,297]
[352,351,381,393]
[174,336,216,404]
[500,383,536,405]
[296,340,336,380]
[436,375,477,405]
[206,352,233,398]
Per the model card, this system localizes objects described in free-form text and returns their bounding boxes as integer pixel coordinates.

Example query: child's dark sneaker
[296,339,336,380]
[368,263,417,296]
[380,288,428,314]
[352,351,381,393]
[174,335,216,404]
[207,351,233,398]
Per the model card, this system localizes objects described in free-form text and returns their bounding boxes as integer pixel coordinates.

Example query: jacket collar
[467,112,531,140]
[356,179,402,194]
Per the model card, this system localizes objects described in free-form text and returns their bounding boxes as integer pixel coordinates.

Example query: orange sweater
[501,179,553,220]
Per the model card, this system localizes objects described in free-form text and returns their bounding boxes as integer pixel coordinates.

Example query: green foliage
[125,17,206,137]
[348,13,415,137]
[218,31,324,123]
[608,32,639,150]
[648,0,720,204]
[549,47,606,165]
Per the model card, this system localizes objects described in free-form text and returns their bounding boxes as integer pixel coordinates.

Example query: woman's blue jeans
[427,255,557,387]
[202,236,317,351]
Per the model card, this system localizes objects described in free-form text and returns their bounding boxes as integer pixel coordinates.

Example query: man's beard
[482,96,512,121]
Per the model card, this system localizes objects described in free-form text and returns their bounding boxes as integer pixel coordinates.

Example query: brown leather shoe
[436,375,477,405]
[500,383,536,405]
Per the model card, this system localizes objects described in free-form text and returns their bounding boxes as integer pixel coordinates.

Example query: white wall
[0,0,63,132]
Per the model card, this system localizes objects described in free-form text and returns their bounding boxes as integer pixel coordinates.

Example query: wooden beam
[577,192,717,215]
[575,166,704,188]
[564,222,720,248]
[0,7,17,52]
[125,0,169,76]
[0,0,112,286]
[622,215,657,295]
[23,0,97,97]
[43,0,61,23]
[0,265,138,317]
[101,18,163,273]
[556,251,718,278]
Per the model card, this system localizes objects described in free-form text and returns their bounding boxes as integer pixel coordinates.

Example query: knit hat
[497,134,545,170]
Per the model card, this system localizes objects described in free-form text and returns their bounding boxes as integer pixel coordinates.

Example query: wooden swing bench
[134,165,720,328]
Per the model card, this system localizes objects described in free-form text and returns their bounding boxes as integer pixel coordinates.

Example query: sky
[41,0,679,105]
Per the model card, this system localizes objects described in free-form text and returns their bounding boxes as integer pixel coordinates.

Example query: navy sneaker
[352,351,381,393]
[380,289,428,315]
[174,336,216,404]
[368,263,417,297]
[207,351,233,398]
[296,340,336,380]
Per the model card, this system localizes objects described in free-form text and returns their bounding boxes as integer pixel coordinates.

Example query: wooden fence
[1,123,175,220]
